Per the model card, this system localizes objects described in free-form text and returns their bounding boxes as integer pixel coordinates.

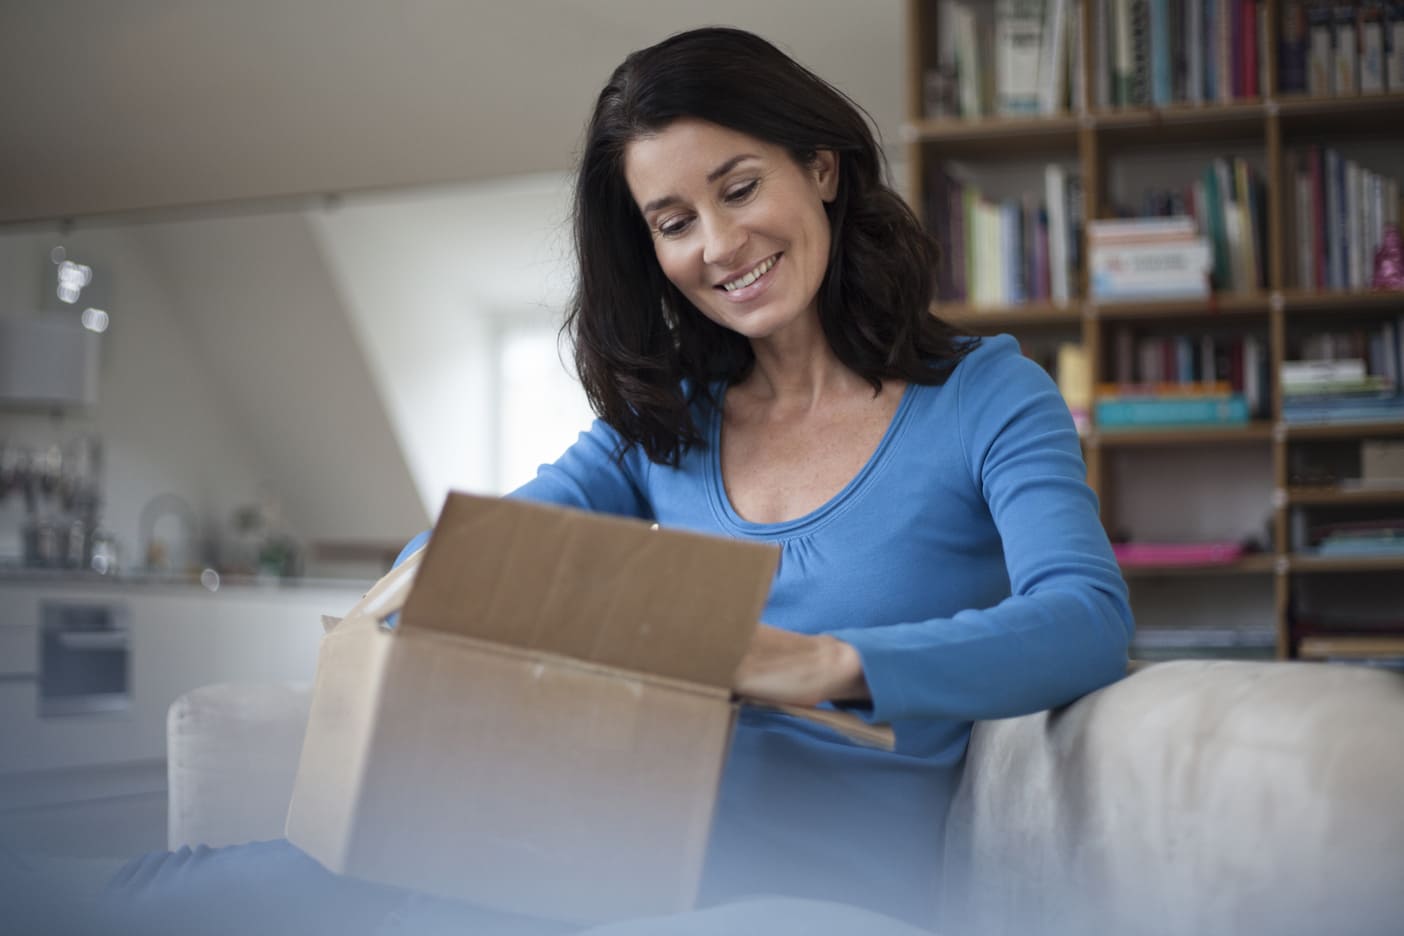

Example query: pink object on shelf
[1374,224,1404,291]
[1113,541,1246,566]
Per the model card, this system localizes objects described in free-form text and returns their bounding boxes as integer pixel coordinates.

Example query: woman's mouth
[717,253,781,301]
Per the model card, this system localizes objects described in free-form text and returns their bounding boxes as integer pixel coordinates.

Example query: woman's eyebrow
[641,154,761,215]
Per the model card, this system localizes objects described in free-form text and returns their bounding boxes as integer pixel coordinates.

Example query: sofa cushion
[939,659,1404,936]
[167,683,312,850]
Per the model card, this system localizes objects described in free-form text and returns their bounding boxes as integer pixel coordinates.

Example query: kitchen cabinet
[0,577,365,774]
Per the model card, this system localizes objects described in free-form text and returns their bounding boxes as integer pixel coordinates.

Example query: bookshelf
[905,0,1404,664]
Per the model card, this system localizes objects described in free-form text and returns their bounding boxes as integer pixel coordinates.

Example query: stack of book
[1088,216,1213,299]
[1281,353,1404,423]
[926,0,1082,118]
[1131,624,1277,661]
[1090,0,1268,108]
[1310,516,1404,556]
[1099,157,1267,298]
[1109,331,1270,416]
[1096,380,1251,428]
[1286,147,1403,291]
[1280,1,1404,96]
[925,163,1083,307]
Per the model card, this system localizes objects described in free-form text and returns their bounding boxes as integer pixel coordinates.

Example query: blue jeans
[97,839,570,936]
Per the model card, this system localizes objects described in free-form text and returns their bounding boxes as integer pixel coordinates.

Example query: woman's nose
[701,215,747,267]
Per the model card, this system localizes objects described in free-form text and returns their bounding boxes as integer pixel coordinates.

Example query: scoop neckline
[705,379,918,540]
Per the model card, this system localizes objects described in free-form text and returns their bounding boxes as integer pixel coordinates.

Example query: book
[1088,215,1200,240]
[1281,357,1368,383]
[1131,0,1152,103]
[1346,160,1363,290]
[1202,158,1231,290]
[1096,393,1250,426]
[1114,0,1137,103]
[1280,0,1310,92]
[1309,1,1336,93]
[952,2,984,117]
[996,0,1046,115]
[1243,0,1260,97]
[1038,0,1071,113]
[1095,0,1114,106]
[1098,379,1235,397]
[1335,2,1360,92]
[1390,2,1404,90]
[1090,240,1214,272]
[1046,164,1072,303]
[1151,0,1174,103]
[1309,147,1327,289]
[1188,0,1206,100]
[1294,162,1316,290]
[1362,1,1388,90]
[1113,540,1246,565]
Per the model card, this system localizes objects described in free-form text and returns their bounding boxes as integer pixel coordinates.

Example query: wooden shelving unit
[1284,487,1404,507]
[1298,635,1404,660]
[1119,554,1278,579]
[1281,420,1404,441]
[1287,554,1404,574]
[1090,422,1276,448]
[905,0,1404,663]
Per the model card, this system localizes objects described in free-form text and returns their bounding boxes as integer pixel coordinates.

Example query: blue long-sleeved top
[394,334,1133,922]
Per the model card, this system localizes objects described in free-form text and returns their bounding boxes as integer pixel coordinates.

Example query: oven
[38,600,131,716]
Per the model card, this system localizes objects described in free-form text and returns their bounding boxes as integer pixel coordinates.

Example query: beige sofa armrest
[939,659,1404,936]
[166,683,312,850]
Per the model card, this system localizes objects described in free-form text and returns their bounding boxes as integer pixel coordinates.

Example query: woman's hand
[732,623,870,707]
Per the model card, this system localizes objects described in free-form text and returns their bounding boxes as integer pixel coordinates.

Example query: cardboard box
[285,493,890,924]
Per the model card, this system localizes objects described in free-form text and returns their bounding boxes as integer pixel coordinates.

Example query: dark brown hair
[568,26,976,465]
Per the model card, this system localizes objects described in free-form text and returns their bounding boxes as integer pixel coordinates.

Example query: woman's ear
[811,150,839,203]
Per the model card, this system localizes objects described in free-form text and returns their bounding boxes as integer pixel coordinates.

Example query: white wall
[0,229,268,570]
[309,173,584,506]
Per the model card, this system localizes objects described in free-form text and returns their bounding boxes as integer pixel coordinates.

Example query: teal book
[1202,160,1230,291]
[1097,394,1250,427]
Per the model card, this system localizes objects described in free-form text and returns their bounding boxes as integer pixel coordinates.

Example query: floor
[0,760,167,860]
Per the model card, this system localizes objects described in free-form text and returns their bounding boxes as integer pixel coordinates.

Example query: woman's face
[623,118,838,342]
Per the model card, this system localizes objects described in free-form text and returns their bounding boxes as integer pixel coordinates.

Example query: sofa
[167,660,1404,936]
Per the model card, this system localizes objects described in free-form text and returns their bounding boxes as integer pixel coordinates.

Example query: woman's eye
[657,217,692,237]
[725,180,759,203]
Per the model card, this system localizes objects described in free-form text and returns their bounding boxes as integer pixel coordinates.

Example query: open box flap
[399,493,780,690]
[743,700,896,752]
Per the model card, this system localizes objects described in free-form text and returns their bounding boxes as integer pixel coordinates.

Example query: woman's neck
[741,310,867,412]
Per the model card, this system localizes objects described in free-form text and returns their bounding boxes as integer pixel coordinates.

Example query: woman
[88,25,1132,936]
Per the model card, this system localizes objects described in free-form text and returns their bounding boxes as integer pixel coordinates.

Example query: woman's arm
[807,345,1133,724]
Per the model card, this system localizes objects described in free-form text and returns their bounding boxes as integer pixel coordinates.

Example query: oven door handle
[55,632,129,652]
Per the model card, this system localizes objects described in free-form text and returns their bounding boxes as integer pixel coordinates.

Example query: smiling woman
[91,24,1134,936]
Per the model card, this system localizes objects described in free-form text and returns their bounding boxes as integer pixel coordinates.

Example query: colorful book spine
[1280,0,1310,92]
[1309,147,1327,289]
[1096,394,1251,427]
[1362,1,1388,90]
[1309,1,1336,93]
[1151,0,1174,103]
[1389,2,1404,90]
[1335,2,1360,92]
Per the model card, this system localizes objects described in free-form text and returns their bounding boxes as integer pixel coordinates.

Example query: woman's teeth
[721,255,778,291]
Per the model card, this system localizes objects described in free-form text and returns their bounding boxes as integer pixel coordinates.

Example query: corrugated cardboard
[286,493,891,924]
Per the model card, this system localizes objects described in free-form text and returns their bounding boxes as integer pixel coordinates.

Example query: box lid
[398,493,780,690]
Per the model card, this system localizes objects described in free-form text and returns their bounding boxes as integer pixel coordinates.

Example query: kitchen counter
[0,564,374,593]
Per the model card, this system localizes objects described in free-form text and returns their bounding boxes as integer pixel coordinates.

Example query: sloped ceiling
[135,212,430,541]
[0,0,905,223]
